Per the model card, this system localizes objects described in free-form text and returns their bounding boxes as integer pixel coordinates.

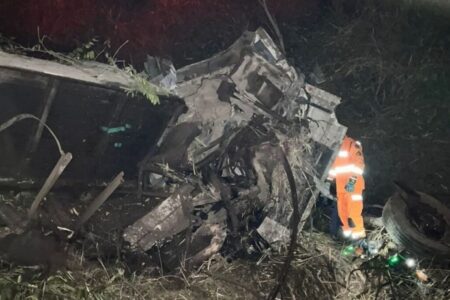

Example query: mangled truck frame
[0,29,346,271]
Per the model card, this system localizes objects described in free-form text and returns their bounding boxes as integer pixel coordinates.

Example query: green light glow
[342,245,356,256]
[387,254,403,267]
[345,246,355,252]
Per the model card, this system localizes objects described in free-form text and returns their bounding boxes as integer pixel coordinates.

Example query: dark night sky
[0,0,319,66]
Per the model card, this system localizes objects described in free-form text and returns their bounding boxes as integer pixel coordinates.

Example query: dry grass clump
[0,233,343,300]
[0,260,257,300]
[1,231,448,299]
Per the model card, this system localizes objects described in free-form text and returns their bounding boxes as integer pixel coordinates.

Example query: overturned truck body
[0,29,346,270]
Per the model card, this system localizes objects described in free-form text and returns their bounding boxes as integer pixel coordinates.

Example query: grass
[1,1,449,299]
[2,231,448,299]
[0,233,341,300]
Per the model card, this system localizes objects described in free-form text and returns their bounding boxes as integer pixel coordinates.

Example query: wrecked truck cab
[0,28,346,271]
[173,28,346,174]
[127,28,347,256]
[0,51,184,187]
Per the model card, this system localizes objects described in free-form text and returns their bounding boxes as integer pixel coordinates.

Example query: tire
[382,192,450,258]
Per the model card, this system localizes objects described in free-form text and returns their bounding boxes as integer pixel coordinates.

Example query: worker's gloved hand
[345,176,357,192]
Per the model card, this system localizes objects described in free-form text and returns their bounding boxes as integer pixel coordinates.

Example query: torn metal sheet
[188,223,227,266]
[1,27,348,269]
[123,184,195,250]
[145,56,177,91]
[257,217,290,245]
[131,28,347,252]
[191,186,221,207]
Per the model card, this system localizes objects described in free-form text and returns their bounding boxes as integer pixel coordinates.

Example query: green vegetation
[122,65,160,105]
[0,35,161,105]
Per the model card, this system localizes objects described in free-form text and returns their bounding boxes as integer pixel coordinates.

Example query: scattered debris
[416,269,429,282]
[124,184,196,251]
[0,28,347,277]
[126,28,346,268]
[1,25,448,299]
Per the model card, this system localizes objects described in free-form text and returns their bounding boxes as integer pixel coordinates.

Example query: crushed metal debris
[0,28,345,273]
[1,27,449,299]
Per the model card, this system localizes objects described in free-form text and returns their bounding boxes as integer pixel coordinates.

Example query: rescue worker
[328,136,366,240]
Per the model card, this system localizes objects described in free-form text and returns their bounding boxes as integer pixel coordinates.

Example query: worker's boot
[351,230,366,240]
[339,227,352,240]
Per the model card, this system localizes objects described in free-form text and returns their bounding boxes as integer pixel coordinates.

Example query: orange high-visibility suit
[328,136,365,239]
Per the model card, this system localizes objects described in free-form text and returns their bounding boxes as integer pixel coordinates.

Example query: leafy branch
[0,32,161,105]
[122,66,160,105]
